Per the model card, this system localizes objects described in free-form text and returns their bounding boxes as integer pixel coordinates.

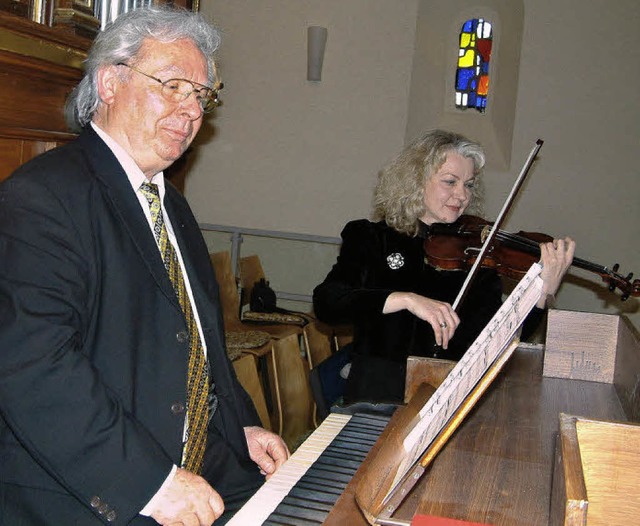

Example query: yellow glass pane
[458,49,475,68]
[460,32,471,47]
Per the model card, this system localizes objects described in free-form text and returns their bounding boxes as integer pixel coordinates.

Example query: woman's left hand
[537,237,576,308]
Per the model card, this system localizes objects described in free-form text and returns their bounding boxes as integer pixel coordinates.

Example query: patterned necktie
[140,182,209,474]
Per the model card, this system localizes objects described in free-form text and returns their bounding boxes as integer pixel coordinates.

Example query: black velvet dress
[313,219,543,404]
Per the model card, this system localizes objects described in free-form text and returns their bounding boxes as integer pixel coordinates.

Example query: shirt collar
[90,122,166,196]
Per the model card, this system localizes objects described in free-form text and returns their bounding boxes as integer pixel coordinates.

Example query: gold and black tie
[140,182,209,474]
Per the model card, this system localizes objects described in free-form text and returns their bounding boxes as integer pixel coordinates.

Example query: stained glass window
[455,18,493,113]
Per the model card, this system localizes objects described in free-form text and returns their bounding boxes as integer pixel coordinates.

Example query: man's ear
[96,65,121,105]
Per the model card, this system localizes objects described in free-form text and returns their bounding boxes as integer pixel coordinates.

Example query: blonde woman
[313,129,574,404]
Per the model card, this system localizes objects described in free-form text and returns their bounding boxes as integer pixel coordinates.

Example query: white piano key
[226,413,352,526]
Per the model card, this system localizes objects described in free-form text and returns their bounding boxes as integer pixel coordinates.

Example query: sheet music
[391,263,544,489]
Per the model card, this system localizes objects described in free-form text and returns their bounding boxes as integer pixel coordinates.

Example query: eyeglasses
[117,62,223,113]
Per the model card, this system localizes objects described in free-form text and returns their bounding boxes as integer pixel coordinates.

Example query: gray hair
[65,6,220,131]
[373,129,486,236]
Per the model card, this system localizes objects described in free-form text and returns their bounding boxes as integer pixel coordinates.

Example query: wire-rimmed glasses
[117,62,223,113]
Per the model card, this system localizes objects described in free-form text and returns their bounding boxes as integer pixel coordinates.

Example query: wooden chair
[332,323,354,351]
[212,251,302,339]
[209,251,273,357]
[238,254,308,337]
[303,319,337,426]
[211,251,310,443]
[266,333,314,449]
[304,319,334,369]
[232,353,272,431]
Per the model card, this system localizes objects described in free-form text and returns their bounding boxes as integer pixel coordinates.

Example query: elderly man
[0,6,287,525]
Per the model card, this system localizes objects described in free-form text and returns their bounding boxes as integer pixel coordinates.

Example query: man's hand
[244,426,289,479]
[149,467,224,526]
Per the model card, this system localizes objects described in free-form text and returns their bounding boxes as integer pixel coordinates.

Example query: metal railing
[199,223,341,303]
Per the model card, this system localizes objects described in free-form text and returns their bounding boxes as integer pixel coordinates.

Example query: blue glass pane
[457,69,474,90]
[468,92,477,107]
[481,62,490,74]
[462,20,473,32]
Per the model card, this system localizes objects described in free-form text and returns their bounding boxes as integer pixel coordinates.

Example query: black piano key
[296,477,346,495]
[298,476,349,492]
[313,458,362,476]
[304,466,355,484]
[337,428,380,443]
[288,485,342,504]
[317,447,368,462]
[312,454,363,470]
[280,495,335,513]
[263,515,322,526]
[274,501,332,521]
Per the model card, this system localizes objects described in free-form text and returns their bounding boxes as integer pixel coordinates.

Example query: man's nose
[179,91,203,120]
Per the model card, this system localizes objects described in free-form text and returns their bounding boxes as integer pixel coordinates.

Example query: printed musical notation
[391,263,544,490]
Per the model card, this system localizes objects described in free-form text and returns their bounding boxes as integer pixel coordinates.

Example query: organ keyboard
[228,412,391,526]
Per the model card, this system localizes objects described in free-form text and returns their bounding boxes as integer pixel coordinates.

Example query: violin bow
[452,139,544,311]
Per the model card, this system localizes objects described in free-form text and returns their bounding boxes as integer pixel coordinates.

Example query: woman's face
[420,151,476,225]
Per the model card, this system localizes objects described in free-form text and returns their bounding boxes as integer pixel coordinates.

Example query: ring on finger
[439,321,447,329]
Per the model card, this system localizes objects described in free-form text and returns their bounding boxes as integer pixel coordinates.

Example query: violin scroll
[608,264,639,301]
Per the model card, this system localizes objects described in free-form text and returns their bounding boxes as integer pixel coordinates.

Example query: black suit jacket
[0,127,261,525]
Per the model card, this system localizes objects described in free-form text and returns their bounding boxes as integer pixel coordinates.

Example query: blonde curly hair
[372,129,485,236]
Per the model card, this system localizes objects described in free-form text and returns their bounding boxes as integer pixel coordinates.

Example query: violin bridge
[481,225,491,243]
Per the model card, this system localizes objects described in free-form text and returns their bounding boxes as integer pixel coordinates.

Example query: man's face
[96,38,209,178]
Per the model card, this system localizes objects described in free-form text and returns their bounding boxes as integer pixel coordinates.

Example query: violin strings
[495,230,608,275]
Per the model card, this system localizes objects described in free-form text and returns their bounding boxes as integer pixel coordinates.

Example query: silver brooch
[386,252,404,270]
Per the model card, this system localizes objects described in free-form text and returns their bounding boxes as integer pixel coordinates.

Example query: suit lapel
[78,128,180,309]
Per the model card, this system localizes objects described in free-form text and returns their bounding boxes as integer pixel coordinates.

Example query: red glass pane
[477,39,492,62]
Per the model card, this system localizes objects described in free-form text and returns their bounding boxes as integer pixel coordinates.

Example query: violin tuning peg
[625,272,633,281]
[612,263,620,273]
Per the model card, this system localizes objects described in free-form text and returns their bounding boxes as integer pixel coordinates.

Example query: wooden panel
[577,418,640,525]
[613,316,640,422]
[0,12,85,180]
[405,356,456,403]
[0,138,60,181]
[0,138,27,182]
[550,414,640,526]
[0,0,31,18]
[549,414,589,526]
[0,50,81,134]
[544,309,619,383]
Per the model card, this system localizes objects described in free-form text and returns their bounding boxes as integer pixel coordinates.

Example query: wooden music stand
[354,264,545,525]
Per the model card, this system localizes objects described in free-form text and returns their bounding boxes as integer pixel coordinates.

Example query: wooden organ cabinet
[0,10,86,182]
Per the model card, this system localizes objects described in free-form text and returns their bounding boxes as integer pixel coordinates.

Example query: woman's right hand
[383,292,460,349]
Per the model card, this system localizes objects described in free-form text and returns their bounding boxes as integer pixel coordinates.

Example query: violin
[424,214,640,301]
